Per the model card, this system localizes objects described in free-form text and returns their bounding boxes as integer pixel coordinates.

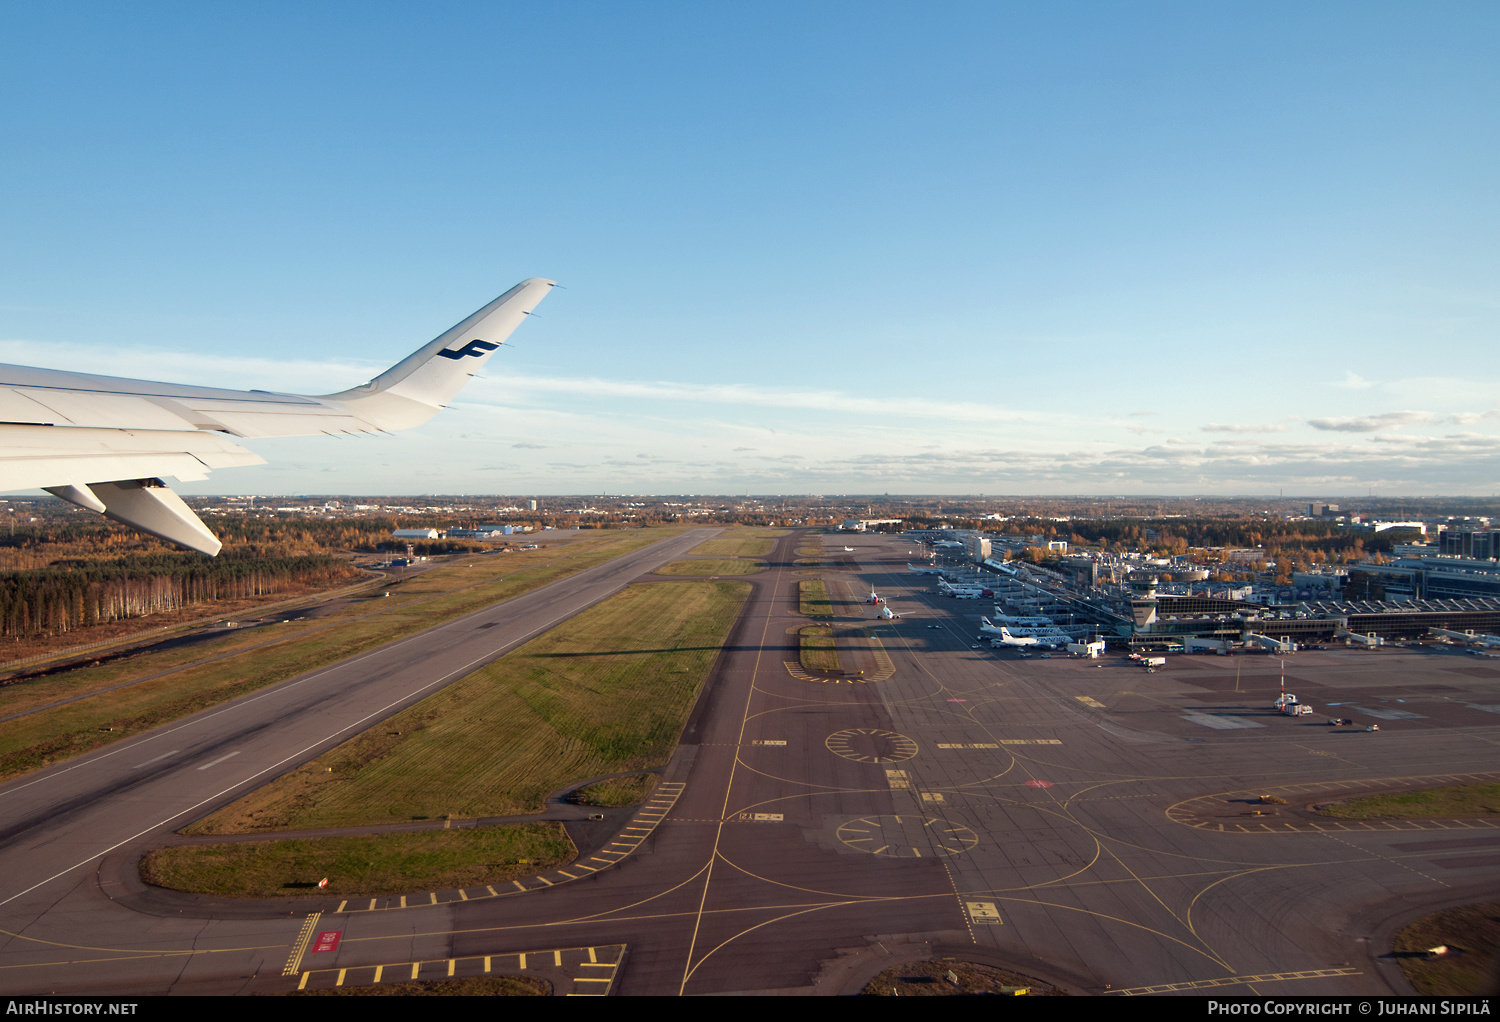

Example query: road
[0,528,1497,995]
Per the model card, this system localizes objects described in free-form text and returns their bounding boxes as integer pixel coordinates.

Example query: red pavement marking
[312,931,342,953]
[1025,780,1053,788]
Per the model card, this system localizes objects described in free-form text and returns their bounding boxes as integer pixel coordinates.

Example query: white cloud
[1446,410,1500,425]
[199,416,1500,494]
[1200,422,1291,434]
[18,336,1500,496]
[477,373,1039,425]
[1306,411,1434,433]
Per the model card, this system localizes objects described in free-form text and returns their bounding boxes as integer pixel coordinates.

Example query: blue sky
[3,2,1498,495]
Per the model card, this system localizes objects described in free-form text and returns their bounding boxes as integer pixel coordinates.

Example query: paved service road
[0,529,1497,995]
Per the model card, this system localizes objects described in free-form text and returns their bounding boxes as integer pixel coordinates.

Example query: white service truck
[1274,693,1313,716]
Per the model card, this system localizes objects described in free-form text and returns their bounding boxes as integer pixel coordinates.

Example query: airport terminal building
[1132,593,1500,645]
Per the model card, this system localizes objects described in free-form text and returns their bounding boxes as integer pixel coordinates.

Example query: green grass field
[572,774,655,807]
[688,530,783,558]
[655,559,764,575]
[0,529,690,783]
[1318,783,1500,819]
[187,579,749,832]
[800,625,840,672]
[1393,901,1500,995]
[799,579,832,617]
[141,823,572,898]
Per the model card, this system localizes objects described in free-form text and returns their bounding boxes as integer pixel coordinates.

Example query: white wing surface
[0,278,555,554]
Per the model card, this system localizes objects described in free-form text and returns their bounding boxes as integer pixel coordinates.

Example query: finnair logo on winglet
[437,339,500,360]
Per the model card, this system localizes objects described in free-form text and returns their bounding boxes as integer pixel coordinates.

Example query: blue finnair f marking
[437,339,501,360]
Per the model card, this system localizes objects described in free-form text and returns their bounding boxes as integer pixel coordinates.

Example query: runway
[0,527,713,993]
[1,528,1497,995]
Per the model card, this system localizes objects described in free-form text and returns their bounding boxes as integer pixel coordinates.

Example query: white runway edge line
[0,537,697,907]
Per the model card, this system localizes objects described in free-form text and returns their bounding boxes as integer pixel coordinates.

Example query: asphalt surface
[0,529,1497,996]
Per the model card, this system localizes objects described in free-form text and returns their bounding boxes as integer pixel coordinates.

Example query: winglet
[325,278,556,431]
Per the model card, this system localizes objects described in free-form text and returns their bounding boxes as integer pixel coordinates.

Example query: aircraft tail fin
[325,278,556,431]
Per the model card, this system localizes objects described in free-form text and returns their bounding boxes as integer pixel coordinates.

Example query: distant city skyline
[3,3,1497,495]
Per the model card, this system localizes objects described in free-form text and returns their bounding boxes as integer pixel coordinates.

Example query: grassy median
[688,529,784,558]
[655,559,764,576]
[142,823,573,898]
[0,528,690,782]
[186,579,749,833]
[1318,783,1500,819]
[799,579,832,617]
[800,625,840,673]
[572,774,656,807]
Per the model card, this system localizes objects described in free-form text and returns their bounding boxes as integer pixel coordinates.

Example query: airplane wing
[0,278,556,555]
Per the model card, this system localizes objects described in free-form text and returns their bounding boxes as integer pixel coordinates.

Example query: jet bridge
[1243,633,1296,653]
[1429,627,1500,647]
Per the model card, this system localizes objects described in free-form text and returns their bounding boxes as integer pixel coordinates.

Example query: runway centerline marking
[195,750,240,771]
